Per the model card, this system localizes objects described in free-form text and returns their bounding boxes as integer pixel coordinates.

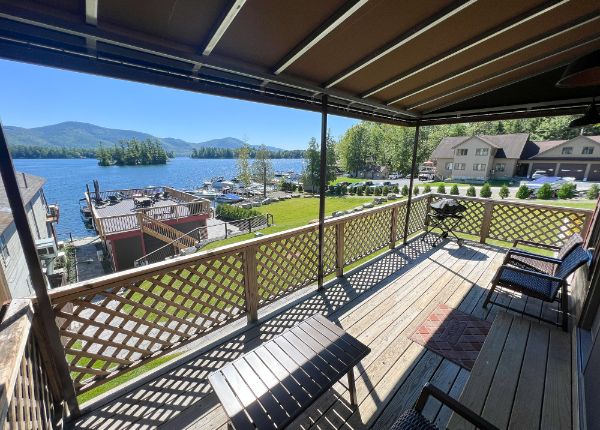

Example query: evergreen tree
[480,183,492,198]
[466,185,476,196]
[450,184,459,195]
[516,185,531,199]
[499,184,509,199]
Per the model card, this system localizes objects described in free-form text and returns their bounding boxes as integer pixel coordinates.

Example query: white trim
[202,0,247,56]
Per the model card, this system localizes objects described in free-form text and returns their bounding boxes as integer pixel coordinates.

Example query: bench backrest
[556,246,590,280]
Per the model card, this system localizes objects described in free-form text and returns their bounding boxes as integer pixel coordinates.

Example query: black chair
[484,245,590,331]
[507,233,583,274]
[390,383,498,430]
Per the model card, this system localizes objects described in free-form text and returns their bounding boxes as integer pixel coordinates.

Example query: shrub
[587,184,600,200]
[480,183,492,198]
[341,185,348,195]
[498,184,509,199]
[328,185,336,194]
[536,183,553,200]
[216,204,260,221]
[466,185,476,197]
[516,185,531,199]
[374,187,382,196]
[413,186,419,196]
[424,184,432,193]
[401,184,409,196]
[437,184,446,194]
[357,186,364,196]
[392,185,399,193]
[366,186,373,196]
[557,182,576,199]
[348,186,355,195]
[292,184,298,192]
[382,186,389,195]
[450,184,459,195]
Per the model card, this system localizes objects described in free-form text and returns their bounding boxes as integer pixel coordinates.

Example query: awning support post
[0,123,80,415]
[403,123,420,244]
[317,94,328,290]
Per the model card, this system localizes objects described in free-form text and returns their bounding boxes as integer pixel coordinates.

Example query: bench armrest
[498,265,563,283]
[414,383,499,430]
[506,249,562,265]
[512,239,560,251]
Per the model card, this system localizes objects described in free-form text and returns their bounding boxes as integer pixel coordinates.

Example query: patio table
[209,313,370,429]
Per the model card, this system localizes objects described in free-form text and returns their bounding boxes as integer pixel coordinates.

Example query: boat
[216,193,244,204]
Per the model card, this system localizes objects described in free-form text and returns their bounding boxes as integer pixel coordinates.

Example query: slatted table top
[208,313,370,429]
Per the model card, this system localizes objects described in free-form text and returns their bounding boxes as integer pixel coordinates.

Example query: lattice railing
[1,300,61,430]
[41,192,591,396]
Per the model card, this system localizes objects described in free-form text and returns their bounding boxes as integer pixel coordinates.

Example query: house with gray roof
[431,134,600,181]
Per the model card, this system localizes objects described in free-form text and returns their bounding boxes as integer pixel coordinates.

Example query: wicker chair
[390,383,498,430]
[484,245,590,331]
[507,233,583,274]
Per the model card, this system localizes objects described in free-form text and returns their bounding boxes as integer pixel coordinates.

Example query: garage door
[588,164,600,181]
[558,163,586,180]
[532,163,556,176]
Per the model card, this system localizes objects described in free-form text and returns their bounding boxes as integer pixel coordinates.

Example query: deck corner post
[390,206,398,249]
[0,122,79,416]
[243,245,259,323]
[317,94,328,290]
[403,123,420,244]
[335,222,344,277]
[480,199,494,244]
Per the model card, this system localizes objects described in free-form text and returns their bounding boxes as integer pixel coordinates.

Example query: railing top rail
[0,299,34,423]
[46,195,421,302]
[428,193,593,214]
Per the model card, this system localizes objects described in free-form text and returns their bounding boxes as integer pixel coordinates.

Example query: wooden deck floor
[73,237,565,430]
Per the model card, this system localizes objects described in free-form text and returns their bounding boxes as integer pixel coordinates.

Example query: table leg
[227,422,234,430]
[347,369,357,407]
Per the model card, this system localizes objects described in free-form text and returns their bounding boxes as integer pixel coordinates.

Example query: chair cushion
[389,409,438,430]
[498,268,560,301]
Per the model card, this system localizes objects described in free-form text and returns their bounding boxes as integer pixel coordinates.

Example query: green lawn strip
[77,353,180,404]
[330,177,366,184]
[514,199,596,210]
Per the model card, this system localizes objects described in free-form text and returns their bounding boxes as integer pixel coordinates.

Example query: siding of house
[450,138,495,181]
[436,158,453,179]
[492,159,518,179]
[534,136,600,159]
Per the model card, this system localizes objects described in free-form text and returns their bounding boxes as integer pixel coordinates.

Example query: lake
[13,158,304,238]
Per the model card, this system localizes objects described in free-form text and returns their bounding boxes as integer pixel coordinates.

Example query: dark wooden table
[208,313,370,429]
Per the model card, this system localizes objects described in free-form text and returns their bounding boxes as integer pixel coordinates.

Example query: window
[562,147,573,155]
[475,148,489,156]
[495,163,505,172]
[473,163,487,171]
[0,234,9,265]
[455,148,468,156]
[453,163,465,170]
[445,162,453,170]
[583,146,595,155]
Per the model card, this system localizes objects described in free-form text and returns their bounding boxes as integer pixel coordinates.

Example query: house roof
[0,172,46,234]
[431,133,530,159]
[0,1,598,125]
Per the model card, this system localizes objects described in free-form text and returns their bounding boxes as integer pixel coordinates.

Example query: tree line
[9,145,98,159]
[97,139,172,166]
[337,115,600,177]
[191,146,304,159]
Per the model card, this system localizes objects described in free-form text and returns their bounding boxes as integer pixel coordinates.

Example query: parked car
[381,181,392,186]
[349,182,365,189]
[531,170,548,179]
[418,173,435,181]
[389,173,401,180]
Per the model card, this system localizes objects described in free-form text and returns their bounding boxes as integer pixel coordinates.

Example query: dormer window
[475,148,489,156]
[455,148,468,156]
[562,147,573,155]
[583,146,594,155]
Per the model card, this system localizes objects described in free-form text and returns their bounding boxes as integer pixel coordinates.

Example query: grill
[423,199,466,247]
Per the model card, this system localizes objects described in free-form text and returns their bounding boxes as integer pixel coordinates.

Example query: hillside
[3,121,284,155]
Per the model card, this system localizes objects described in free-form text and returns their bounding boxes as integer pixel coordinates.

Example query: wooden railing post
[390,206,398,249]
[336,222,345,277]
[243,246,259,323]
[480,200,494,244]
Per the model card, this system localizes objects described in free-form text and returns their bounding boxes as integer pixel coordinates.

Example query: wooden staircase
[137,212,198,250]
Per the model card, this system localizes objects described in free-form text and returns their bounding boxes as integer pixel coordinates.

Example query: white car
[389,173,400,180]
[531,170,548,179]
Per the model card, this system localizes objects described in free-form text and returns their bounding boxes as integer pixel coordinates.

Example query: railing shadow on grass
[73,237,446,429]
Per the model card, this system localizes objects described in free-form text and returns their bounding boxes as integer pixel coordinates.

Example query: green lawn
[203,196,374,249]
[330,176,366,185]
[522,199,596,210]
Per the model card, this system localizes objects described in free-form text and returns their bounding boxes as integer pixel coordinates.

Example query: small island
[97,138,171,166]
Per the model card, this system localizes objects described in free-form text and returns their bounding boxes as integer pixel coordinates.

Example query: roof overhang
[0,0,599,126]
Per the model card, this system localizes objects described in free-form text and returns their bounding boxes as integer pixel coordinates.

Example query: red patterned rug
[410,304,492,370]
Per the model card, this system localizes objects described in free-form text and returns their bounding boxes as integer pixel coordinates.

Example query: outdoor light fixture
[556,49,600,88]
[569,98,600,128]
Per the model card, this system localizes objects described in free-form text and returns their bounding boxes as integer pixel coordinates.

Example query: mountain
[3,121,285,155]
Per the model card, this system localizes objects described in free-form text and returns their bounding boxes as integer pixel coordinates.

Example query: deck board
[73,238,568,430]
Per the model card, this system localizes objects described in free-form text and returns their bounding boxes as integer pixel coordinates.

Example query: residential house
[0,172,60,300]
[432,133,600,181]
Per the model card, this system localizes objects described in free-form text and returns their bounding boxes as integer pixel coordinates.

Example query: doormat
[410,303,492,370]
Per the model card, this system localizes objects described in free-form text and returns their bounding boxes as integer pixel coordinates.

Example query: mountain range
[3,121,285,155]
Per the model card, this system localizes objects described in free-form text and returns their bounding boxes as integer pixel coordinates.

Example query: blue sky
[0,59,358,150]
